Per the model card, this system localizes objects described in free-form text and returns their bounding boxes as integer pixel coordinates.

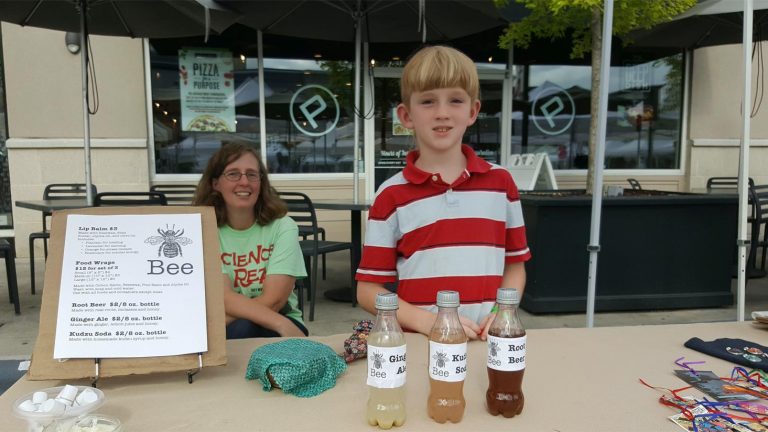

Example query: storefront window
[262,58,355,174]
[520,53,683,170]
[150,46,261,174]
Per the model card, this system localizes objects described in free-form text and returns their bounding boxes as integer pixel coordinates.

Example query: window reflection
[519,54,683,169]
[151,52,261,174]
[263,58,354,174]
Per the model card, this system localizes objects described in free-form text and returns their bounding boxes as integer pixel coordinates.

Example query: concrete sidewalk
[1,253,767,359]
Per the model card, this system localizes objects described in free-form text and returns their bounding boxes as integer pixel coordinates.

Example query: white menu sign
[54,214,208,359]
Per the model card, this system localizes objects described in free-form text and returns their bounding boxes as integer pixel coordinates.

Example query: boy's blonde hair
[400,45,479,104]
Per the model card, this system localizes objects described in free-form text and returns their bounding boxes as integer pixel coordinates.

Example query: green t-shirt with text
[218,216,307,324]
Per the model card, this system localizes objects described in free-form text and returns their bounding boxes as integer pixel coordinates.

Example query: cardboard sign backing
[29,206,226,380]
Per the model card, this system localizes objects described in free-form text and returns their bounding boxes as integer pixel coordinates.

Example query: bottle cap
[436,290,460,307]
[496,288,520,305]
[375,292,398,310]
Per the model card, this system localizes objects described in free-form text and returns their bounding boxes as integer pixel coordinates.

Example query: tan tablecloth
[1,321,764,431]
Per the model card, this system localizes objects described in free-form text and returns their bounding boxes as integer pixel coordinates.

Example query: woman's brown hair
[193,142,287,226]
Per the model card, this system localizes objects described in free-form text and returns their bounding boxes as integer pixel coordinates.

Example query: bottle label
[366,344,407,388]
[429,341,467,382]
[487,334,526,371]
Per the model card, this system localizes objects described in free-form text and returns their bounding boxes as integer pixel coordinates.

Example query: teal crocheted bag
[245,339,347,398]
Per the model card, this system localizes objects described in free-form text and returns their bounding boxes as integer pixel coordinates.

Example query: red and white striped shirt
[357,145,530,317]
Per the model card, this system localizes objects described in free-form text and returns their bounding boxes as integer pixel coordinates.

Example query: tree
[496,0,695,192]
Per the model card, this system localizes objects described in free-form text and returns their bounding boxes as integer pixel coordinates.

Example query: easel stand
[89,352,205,387]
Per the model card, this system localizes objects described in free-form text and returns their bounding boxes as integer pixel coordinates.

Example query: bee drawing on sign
[489,341,500,357]
[372,352,384,369]
[433,351,448,368]
[145,225,193,258]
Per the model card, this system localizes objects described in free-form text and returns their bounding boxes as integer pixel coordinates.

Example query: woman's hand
[276,318,307,338]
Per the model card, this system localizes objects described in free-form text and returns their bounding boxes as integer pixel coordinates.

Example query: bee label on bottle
[429,341,468,382]
[487,335,526,372]
[367,345,407,388]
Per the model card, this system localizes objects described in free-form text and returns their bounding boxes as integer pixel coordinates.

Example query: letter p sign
[290,84,340,137]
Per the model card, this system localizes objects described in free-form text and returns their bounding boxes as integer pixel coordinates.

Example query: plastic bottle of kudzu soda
[486,288,526,417]
[427,290,467,424]
[366,293,407,429]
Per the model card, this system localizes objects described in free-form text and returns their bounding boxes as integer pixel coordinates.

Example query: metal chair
[29,183,97,295]
[751,185,768,272]
[94,192,168,207]
[279,191,353,321]
[0,238,19,315]
[277,191,329,279]
[706,176,755,191]
[150,184,197,205]
[626,178,642,190]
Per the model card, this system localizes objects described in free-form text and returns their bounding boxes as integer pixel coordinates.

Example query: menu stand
[28,207,227,382]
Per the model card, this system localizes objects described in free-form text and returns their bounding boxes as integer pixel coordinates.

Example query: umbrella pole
[352,11,361,203]
[79,0,94,206]
[736,0,754,322]
[586,0,614,328]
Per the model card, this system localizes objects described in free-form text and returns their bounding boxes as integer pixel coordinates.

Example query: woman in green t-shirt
[194,143,308,339]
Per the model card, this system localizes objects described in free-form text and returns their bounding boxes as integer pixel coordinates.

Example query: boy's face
[397,87,480,154]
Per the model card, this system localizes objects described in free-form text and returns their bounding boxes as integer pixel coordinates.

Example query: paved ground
[1,253,767,360]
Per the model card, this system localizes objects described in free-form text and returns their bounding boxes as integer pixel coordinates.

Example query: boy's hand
[458,315,482,340]
[478,312,496,341]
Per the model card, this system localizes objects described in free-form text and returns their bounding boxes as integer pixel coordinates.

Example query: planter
[520,190,737,314]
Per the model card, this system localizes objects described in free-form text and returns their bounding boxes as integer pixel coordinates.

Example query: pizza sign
[179,48,236,132]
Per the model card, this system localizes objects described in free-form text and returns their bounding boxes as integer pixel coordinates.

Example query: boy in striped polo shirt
[356,46,531,340]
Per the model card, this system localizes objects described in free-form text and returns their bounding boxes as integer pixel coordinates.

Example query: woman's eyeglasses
[221,170,262,183]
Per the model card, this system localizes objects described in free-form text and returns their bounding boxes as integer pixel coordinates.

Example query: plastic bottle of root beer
[486,288,526,417]
[427,290,467,424]
[366,293,407,429]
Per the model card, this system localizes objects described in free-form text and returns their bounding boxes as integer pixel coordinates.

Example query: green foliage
[496,0,697,58]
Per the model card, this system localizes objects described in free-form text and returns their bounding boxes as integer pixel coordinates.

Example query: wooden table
[312,199,371,303]
[2,321,764,431]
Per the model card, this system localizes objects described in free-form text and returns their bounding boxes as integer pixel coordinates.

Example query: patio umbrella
[221,0,512,201]
[0,0,240,204]
[629,0,768,49]
[626,0,764,322]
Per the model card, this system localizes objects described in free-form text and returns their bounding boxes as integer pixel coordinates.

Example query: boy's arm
[502,261,526,298]
[479,261,527,340]
[358,281,483,339]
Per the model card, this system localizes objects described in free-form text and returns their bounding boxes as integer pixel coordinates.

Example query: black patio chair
[29,183,97,295]
[94,192,168,207]
[277,191,329,279]
[150,184,197,205]
[751,185,768,272]
[0,238,19,315]
[279,191,353,321]
[626,178,642,190]
[706,176,755,191]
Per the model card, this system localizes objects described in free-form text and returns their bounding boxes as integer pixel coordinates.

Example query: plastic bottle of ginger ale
[427,290,467,423]
[366,293,407,429]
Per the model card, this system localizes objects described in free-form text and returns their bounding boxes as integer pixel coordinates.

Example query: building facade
[2,23,767,258]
